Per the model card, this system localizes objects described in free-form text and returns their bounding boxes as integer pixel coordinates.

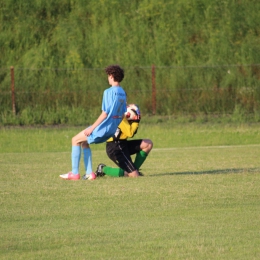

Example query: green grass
[1,121,260,153]
[1,123,260,259]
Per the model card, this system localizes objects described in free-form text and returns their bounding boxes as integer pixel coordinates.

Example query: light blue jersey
[87,86,127,144]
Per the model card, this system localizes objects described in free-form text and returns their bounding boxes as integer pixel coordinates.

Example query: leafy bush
[1,0,260,125]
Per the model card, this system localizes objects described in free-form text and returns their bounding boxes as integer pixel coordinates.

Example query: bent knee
[71,136,76,145]
[81,141,90,149]
[147,139,153,149]
[142,139,153,152]
[72,130,88,146]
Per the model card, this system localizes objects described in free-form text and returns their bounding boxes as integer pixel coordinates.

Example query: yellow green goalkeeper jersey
[107,117,139,142]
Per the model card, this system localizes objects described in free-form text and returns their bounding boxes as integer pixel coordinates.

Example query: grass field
[1,122,260,259]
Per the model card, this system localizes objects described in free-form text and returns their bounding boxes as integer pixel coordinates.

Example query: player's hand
[132,114,141,122]
[84,127,93,136]
[132,106,141,122]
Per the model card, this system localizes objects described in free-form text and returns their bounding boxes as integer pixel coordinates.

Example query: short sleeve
[101,89,110,113]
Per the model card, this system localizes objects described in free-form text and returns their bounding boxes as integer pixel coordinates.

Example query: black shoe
[95,163,106,177]
[138,171,144,176]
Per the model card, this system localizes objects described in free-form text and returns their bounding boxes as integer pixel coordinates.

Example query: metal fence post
[152,64,156,115]
[10,66,16,115]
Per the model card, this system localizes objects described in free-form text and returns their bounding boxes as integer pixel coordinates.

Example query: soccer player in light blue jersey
[60,65,127,180]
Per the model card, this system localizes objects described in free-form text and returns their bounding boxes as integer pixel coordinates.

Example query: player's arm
[84,111,107,136]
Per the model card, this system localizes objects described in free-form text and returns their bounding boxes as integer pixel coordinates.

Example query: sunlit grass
[0,124,260,259]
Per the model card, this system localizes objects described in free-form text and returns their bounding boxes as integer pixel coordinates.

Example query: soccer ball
[125,104,140,121]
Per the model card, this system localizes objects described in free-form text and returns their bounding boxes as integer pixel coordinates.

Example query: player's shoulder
[103,87,113,97]
[105,86,126,97]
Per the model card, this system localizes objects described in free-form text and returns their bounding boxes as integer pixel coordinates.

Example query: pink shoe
[88,172,97,180]
[59,172,80,180]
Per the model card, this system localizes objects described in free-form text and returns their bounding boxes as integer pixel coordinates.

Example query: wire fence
[1,64,260,117]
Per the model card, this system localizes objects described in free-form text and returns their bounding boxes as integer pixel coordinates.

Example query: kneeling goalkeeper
[88,104,153,178]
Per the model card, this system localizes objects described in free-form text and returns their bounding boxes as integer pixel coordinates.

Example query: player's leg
[72,129,89,146]
[140,139,153,154]
[98,141,139,177]
[99,142,126,177]
[60,129,89,180]
[94,142,121,177]
[97,164,125,177]
[134,138,153,169]
[71,130,89,175]
[127,139,153,170]
[81,141,94,180]
[112,141,139,177]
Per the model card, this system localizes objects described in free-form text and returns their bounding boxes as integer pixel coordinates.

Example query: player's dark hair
[105,65,124,82]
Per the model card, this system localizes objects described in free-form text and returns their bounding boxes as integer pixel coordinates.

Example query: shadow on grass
[149,167,260,177]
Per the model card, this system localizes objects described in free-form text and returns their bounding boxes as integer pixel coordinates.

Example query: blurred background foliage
[1,0,260,125]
